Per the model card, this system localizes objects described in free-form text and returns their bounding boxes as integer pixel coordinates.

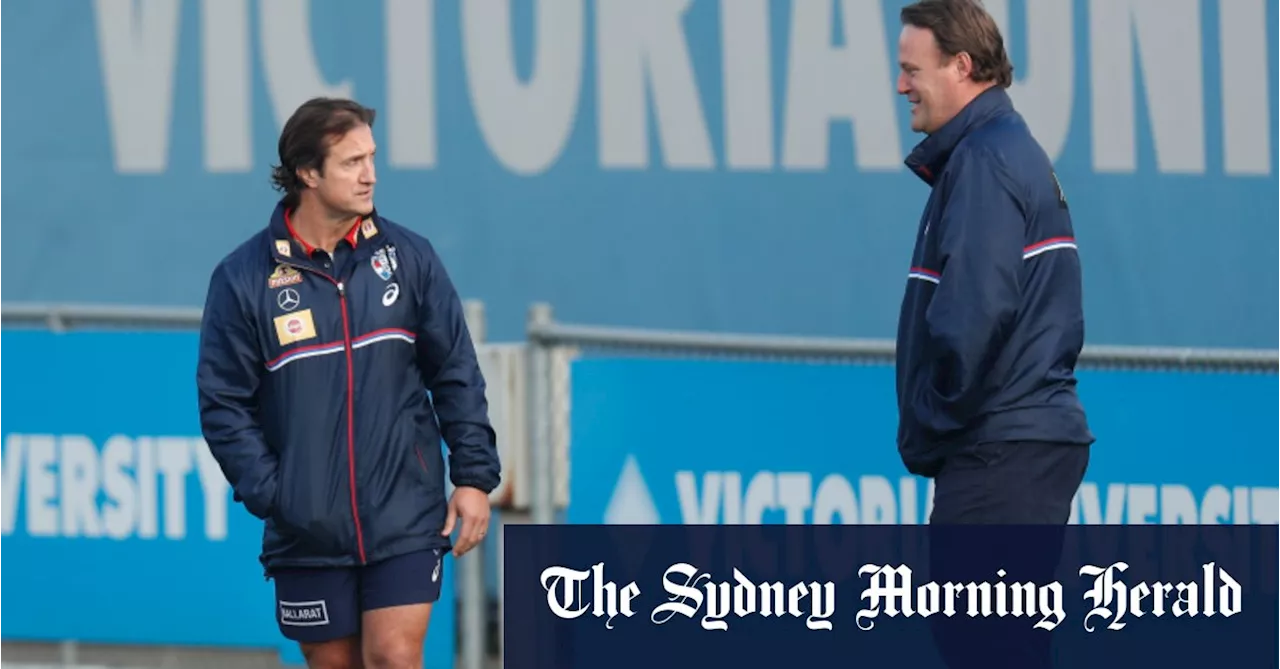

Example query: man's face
[308,123,377,218]
[897,25,964,134]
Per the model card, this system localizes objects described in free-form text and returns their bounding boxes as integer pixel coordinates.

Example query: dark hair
[271,97,377,208]
[900,0,1013,88]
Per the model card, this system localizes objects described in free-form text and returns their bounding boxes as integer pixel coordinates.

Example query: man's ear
[297,166,320,189]
[952,51,974,82]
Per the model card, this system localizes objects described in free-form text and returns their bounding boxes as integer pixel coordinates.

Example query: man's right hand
[441,486,491,557]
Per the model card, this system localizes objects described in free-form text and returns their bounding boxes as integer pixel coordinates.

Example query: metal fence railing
[8,300,1275,372]
[523,302,1280,372]
[1,303,205,331]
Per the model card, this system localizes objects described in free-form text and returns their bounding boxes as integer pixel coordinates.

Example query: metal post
[459,299,488,669]
[59,639,78,666]
[463,299,486,343]
[527,303,555,525]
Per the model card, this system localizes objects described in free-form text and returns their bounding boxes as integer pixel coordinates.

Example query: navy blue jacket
[896,87,1094,478]
[196,201,500,572]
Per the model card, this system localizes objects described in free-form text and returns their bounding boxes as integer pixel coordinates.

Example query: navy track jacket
[896,87,1094,478]
[196,201,501,572]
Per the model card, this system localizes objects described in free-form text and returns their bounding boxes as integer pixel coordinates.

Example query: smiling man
[891,4,1096,668]
[892,0,1094,525]
[196,97,501,669]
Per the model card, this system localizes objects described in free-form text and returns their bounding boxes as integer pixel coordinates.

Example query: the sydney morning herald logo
[539,560,1243,632]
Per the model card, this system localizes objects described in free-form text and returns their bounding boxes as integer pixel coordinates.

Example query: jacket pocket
[409,443,435,493]
[408,442,442,504]
[271,447,340,552]
[413,444,429,476]
[270,449,310,538]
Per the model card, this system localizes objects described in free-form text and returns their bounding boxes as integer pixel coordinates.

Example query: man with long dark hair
[197,97,500,669]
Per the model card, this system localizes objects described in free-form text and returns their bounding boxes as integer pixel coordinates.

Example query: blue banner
[0,330,455,667]
[566,357,1279,526]
[2,0,1277,347]
[504,524,1279,668]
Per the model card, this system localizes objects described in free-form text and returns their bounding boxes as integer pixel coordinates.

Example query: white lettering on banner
[1218,0,1273,175]
[1069,483,1279,525]
[463,0,585,175]
[596,0,714,169]
[720,0,774,170]
[858,562,1242,632]
[539,561,836,631]
[676,471,928,524]
[202,0,253,172]
[385,0,438,168]
[90,0,1272,176]
[1090,0,1205,173]
[652,562,836,631]
[92,0,181,173]
[0,434,230,541]
[856,564,1067,631]
[1078,562,1242,632]
[259,0,354,131]
[985,0,1074,162]
[93,0,350,175]
[540,562,643,629]
[622,464,1278,526]
[781,0,901,170]
[539,559,1244,632]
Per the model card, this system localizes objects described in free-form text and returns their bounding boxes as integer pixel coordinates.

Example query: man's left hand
[441,486,491,557]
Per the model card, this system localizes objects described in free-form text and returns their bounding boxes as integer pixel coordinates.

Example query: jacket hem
[262,534,454,574]
[961,404,1095,447]
[900,404,1093,477]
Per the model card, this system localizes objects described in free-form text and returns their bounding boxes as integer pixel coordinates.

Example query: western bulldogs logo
[371,248,392,281]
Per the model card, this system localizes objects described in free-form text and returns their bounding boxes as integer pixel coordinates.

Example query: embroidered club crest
[371,249,393,281]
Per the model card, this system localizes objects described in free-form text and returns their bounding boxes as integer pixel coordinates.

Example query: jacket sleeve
[911,146,1025,435]
[413,240,502,494]
[196,261,280,520]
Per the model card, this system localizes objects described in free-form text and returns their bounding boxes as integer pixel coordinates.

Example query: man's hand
[441,486,491,557]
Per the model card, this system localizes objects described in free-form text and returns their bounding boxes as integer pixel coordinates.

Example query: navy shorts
[272,548,445,643]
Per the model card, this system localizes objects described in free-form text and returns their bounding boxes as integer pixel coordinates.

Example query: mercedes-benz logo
[277,288,301,311]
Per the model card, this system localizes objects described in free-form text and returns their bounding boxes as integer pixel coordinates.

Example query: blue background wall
[3,0,1277,348]
[567,357,1280,527]
[0,330,456,667]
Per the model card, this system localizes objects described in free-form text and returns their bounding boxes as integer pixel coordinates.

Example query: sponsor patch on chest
[268,264,302,289]
[273,308,317,345]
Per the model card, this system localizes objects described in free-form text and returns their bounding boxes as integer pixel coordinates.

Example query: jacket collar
[267,199,384,265]
[904,86,1013,186]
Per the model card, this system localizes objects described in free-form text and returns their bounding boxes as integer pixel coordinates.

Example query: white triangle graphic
[604,454,661,524]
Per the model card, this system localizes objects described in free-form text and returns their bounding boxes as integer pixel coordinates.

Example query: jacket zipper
[276,258,368,564]
[336,280,368,564]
